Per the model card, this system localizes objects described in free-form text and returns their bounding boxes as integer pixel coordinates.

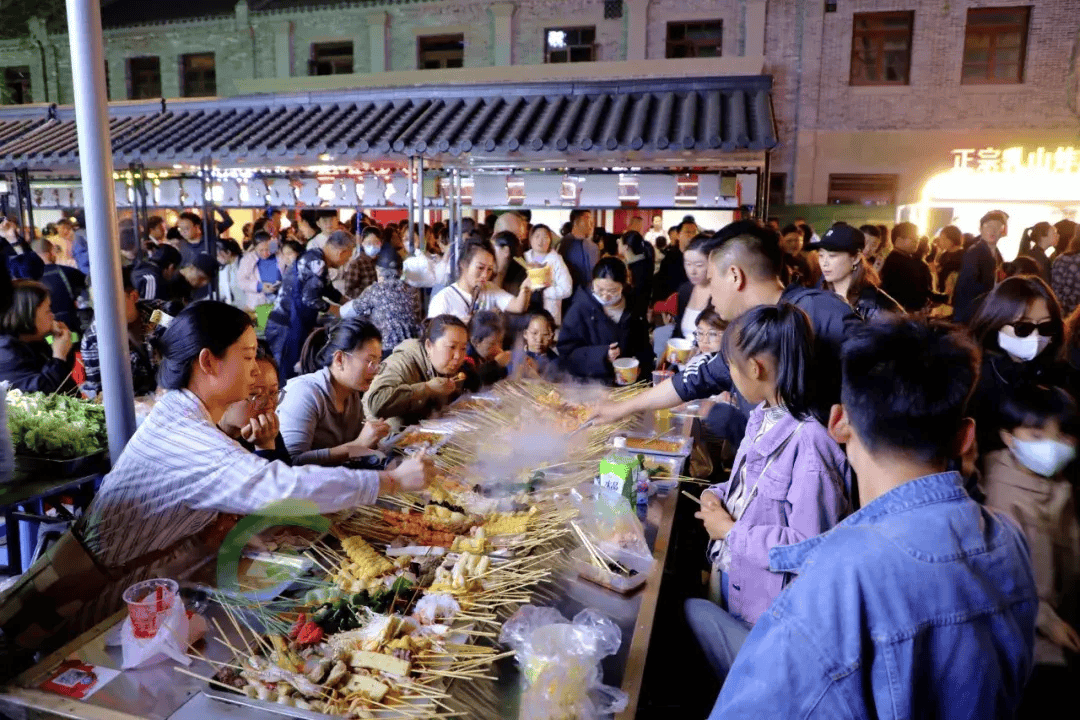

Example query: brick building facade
[1,0,1078,224]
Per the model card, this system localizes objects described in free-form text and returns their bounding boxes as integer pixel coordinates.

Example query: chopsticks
[680,490,701,505]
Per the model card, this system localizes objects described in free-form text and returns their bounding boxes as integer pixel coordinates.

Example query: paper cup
[652,369,674,386]
[526,265,552,288]
[613,358,640,386]
[123,578,178,639]
[666,338,695,365]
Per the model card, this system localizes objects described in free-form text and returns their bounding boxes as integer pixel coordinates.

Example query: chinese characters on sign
[951,146,1080,174]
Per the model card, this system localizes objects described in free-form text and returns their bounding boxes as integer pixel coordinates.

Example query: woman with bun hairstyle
[278,318,391,466]
[0,301,433,659]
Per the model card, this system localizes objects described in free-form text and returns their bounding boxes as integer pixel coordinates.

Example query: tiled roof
[0,76,777,170]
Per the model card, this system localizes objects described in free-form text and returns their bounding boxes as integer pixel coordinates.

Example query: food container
[612,358,639,386]
[526,264,552,288]
[569,546,652,594]
[613,432,693,457]
[666,338,695,365]
[122,578,178,639]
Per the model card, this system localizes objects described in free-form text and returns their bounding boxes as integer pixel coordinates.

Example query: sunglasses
[1010,320,1057,338]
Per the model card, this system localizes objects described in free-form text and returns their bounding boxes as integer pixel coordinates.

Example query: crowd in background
[0,202,1078,716]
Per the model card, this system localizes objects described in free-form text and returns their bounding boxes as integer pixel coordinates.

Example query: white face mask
[593,292,621,307]
[997,330,1051,362]
[1011,437,1076,477]
[363,245,380,257]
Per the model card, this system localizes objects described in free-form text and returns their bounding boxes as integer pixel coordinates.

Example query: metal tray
[611,432,693,457]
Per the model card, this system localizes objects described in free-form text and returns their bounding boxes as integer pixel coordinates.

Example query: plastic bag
[499,605,627,720]
[554,485,651,562]
[119,595,191,669]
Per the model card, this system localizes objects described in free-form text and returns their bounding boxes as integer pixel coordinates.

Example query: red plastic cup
[652,369,674,387]
[122,578,178,639]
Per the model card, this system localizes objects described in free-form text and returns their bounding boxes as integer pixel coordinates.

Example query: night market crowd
[0,204,1078,718]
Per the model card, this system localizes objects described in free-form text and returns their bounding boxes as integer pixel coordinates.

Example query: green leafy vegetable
[6,389,107,459]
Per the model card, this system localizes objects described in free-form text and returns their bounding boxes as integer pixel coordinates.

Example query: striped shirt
[78,389,381,568]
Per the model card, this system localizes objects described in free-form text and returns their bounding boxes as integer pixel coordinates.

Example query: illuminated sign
[950,146,1080,174]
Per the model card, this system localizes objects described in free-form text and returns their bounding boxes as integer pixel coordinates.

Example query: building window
[665,20,723,58]
[827,174,898,206]
[310,42,354,76]
[768,173,787,209]
[545,26,596,63]
[1,66,31,105]
[962,6,1030,84]
[127,57,161,100]
[849,11,913,85]
[181,53,216,97]
[417,34,465,70]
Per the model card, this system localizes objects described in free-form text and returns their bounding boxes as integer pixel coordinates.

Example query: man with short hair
[591,221,858,431]
[953,210,1007,324]
[709,318,1037,719]
[492,211,527,244]
[145,215,166,247]
[558,209,599,293]
[655,218,698,300]
[34,238,86,336]
[644,215,666,246]
[880,221,942,312]
[340,226,379,299]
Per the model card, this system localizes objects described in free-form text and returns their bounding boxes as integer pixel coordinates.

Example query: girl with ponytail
[1018,222,1056,282]
[686,303,852,684]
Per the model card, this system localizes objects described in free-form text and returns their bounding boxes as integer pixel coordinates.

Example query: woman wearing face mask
[983,384,1080,666]
[277,318,391,466]
[364,314,472,427]
[426,240,531,323]
[557,257,654,384]
[968,276,1069,460]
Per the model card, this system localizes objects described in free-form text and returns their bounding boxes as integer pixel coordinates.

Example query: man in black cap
[808,223,902,321]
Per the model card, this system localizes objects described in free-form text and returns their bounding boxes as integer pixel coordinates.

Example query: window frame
[961,5,1030,85]
[309,41,355,77]
[1,66,32,105]
[180,52,216,98]
[665,19,724,59]
[848,10,914,86]
[544,26,597,64]
[416,34,465,70]
[127,56,162,100]
[826,173,899,206]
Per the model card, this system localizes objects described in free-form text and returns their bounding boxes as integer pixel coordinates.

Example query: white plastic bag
[119,596,191,669]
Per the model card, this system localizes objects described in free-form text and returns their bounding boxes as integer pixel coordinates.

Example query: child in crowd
[685,309,727,375]
[280,239,303,270]
[464,310,510,390]
[686,303,851,684]
[983,385,1080,667]
[710,318,1038,720]
[520,309,560,379]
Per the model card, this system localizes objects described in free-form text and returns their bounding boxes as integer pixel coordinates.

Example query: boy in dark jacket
[953,210,1007,324]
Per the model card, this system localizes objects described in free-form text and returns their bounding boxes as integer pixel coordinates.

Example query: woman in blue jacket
[558,257,654,384]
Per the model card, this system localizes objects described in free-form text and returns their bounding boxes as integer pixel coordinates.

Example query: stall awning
[0,75,777,172]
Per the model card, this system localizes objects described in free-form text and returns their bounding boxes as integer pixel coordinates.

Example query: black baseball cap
[807,223,865,254]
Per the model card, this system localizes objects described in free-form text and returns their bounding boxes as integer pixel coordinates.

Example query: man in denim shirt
[711,318,1037,719]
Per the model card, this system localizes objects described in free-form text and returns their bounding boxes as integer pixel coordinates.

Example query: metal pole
[405,157,415,252]
[65,0,136,462]
[449,168,462,284]
[416,155,425,253]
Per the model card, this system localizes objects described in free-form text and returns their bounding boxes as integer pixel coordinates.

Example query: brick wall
[513,0,625,65]
[646,0,742,60]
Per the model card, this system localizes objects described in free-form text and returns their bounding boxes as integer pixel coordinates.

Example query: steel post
[65,0,136,462]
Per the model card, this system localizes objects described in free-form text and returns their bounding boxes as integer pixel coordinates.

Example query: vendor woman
[364,314,470,427]
[277,317,391,466]
[0,301,432,657]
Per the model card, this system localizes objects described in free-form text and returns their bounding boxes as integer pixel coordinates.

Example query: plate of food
[614,432,692,457]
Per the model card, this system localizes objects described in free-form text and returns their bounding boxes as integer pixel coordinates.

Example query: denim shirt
[711,472,1038,720]
[702,404,851,625]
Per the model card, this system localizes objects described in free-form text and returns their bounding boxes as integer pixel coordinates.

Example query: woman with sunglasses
[968,276,1070,459]
[277,318,392,466]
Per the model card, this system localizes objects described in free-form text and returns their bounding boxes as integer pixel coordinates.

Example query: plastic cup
[613,358,640,386]
[652,369,674,386]
[122,578,178,639]
[666,338,695,365]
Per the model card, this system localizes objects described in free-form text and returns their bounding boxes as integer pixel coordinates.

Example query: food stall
[0,378,700,720]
